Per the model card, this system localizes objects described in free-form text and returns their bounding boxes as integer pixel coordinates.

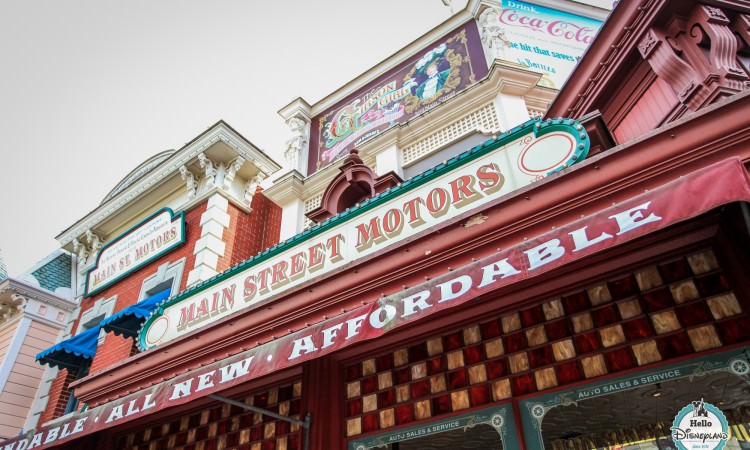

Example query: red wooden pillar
[301,355,345,450]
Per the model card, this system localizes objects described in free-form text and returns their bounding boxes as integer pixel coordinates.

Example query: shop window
[113,381,303,450]
[344,247,750,440]
[61,360,90,415]
[349,404,517,450]
[538,370,750,449]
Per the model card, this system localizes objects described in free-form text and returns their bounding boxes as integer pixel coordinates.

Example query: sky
[0,0,470,276]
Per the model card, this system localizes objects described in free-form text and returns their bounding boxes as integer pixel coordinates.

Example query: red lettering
[382,208,403,236]
[177,304,195,330]
[449,175,480,207]
[326,234,345,262]
[355,217,384,251]
[271,261,289,287]
[476,163,504,193]
[243,275,257,302]
[402,197,425,227]
[289,251,307,279]
[256,267,272,292]
[308,243,325,271]
[425,187,449,217]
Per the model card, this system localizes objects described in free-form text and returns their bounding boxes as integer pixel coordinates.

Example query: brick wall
[40,202,207,424]
[38,368,76,425]
[216,190,282,274]
[41,192,279,424]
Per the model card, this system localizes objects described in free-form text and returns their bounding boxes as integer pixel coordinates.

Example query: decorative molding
[85,230,102,254]
[72,238,89,269]
[102,150,175,204]
[223,157,245,191]
[0,278,77,312]
[478,6,511,62]
[179,165,198,200]
[198,153,219,187]
[263,171,306,205]
[284,116,310,174]
[243,172,266,207]
[56,122,281,249]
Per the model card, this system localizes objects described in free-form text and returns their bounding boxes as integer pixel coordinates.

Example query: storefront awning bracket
[208,394,311,450]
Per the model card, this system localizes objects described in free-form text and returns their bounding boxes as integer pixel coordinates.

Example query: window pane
[540,371,750,449]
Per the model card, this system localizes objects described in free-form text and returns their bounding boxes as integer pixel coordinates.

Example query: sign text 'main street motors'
[140,120,588,348]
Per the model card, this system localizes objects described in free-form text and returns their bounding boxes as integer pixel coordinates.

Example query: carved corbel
[198,153,219,186]
[179,165,198,199]
[223,157,245,190]
[638,28,703,109]
[689,5,747,82]
[85,229,103,253]
[9,293,28,308]
[72,238,89,268]
[243,173,266,207]
[284,116,309,173]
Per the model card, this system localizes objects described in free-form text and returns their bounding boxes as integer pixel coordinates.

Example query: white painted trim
[25,365,59,431]
[78,295,117,344]
[139,258,186,300]
[187,193,231,287]
[0,316,32,393]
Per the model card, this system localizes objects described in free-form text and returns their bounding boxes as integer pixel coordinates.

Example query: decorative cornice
[304,8,476,117]
[263,170,306,205]
[0,278,77,312]
[277,98,312,122]
[56,121,281,248]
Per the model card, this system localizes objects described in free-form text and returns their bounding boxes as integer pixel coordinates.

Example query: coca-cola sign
[488,0,603,88]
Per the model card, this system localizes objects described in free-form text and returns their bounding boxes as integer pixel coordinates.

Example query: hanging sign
[140,118,589,348]
[84,208,185,297]
[8,157,750,450]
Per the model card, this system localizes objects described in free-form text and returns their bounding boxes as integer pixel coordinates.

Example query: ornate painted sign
[141,118,589,348]
[7,158,750,450]
[84,208,185,297]
[486,0,602,88]
[671,399,729,450]
[519,347,749,449]
[309,21,488,174]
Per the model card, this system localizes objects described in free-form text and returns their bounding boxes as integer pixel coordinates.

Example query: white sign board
[85,208,185,296]
[141,120,587,348]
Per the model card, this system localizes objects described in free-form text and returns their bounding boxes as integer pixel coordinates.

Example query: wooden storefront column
[302,356,345,450]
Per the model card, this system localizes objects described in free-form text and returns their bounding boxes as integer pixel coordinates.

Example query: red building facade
[5,0,750,449]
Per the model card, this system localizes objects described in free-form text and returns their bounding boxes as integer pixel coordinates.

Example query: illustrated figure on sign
[413,43,451,101]
[691,399,709,417]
